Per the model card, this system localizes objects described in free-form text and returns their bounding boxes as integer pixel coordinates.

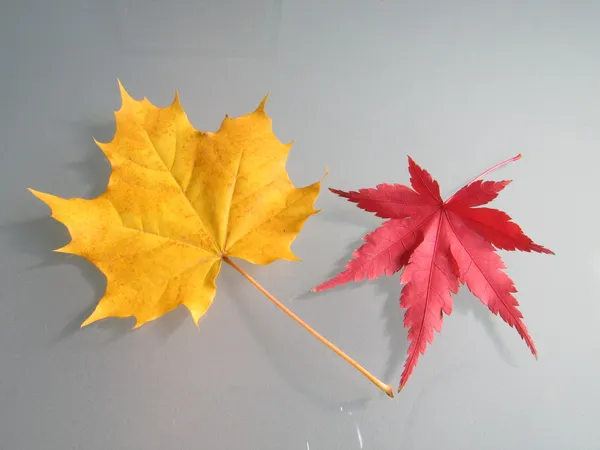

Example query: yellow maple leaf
[30,82,321,327]
[30,82,393,397]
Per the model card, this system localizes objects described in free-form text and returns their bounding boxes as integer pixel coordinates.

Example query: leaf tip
[81,307,109,328]
[80,315,96,328]
[183,304,206,327]
[93,137,110,150]
[53,244,72,254]
[256,93,269,112]
[312,283,323,292]
[116,78,126,95]
[329,187,349,199]
[27,188,54,207]
[117,79,134,106]
[171,89,181,108]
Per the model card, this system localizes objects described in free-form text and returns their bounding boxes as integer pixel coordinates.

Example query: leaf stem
[445,153,522,203]
[223,256,394,398]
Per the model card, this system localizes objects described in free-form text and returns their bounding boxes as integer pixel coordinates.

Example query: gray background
[0,1,596,449]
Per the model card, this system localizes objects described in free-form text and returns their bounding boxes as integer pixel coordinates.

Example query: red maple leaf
[314,155,553,392]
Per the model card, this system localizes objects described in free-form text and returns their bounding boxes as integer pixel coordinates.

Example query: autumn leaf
[30,82,394,397]
[314,154,553,391]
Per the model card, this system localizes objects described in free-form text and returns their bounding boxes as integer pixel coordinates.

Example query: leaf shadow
[0,216,130,343]
[452,290,518,367]
[375,274,409,386]
[316,201,381,231]
[401,360,480,450]
[294,204,381,302]
[66,122,114,198]
[305,235,409,389]
[149,305,190,341]
[1,121,131,343]
[219,261,374,411]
